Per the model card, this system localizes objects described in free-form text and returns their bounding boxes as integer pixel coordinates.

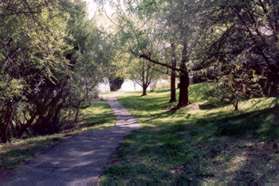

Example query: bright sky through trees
[84,0,97,18]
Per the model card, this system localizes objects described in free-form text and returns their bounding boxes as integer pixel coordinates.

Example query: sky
[84,0,115,18]
[84,0,98,19]
[83,0,117,32]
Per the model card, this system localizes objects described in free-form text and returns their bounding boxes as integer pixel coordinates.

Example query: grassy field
[101,83,279,185]
[0,101,116,171]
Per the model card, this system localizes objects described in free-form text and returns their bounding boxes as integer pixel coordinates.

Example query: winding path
[4,98,140,186]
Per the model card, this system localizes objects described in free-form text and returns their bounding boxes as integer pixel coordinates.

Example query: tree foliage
[107,0,279,108]
[0,0,111,142]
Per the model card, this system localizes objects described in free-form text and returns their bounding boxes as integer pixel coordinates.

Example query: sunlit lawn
[101,83,279,185]
[0,101,116,170]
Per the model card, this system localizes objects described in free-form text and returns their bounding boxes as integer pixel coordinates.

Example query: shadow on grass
[199,101,230,110]
[213,105,279,139]
[103,96,279,184]
[177,105,279,183]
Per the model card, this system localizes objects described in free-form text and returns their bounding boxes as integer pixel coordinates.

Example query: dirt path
[3,98,140,186]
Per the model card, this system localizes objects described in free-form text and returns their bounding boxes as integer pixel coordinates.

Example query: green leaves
[0,0,114,142]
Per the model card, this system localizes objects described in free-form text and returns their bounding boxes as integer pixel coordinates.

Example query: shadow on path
[3,98,140,186]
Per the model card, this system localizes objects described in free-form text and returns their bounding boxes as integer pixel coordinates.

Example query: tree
[0,0,113,142]
[196,0,279,98]
[169,43,177,103]
[128,59,159,96]
[0,0,72,140]
[127,0,211,107]
[133,0,279,108]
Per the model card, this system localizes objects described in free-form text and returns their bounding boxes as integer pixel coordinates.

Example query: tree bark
[0,101,13,143]
[141,61,148,96]
[177,41,190,108]
[74,101,81,123]
[142,84,147,96]
[170,43,177,103]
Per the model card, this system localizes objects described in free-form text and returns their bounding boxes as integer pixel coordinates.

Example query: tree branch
[130,49,186,74]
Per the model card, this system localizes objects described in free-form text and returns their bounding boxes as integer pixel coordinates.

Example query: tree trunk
[177,67,190,108]
[170,43,177,103]
[74,103,81,123]
[31,91,64,135]
[233,97,239,111]
[0,120,9,143]
[267,78,278,97]
[142,84,147,96]
[177,41,190,108]
[0,101,13,143]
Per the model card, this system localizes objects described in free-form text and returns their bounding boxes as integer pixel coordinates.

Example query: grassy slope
[102,83,279,185]
[0,101,116,170]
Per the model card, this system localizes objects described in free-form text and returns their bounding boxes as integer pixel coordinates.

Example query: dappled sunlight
[1,0,279,184]
[4,98,142,185]
[226,152,248,174]
[102,88,279,184]
[203,139,279,183]
[78,101,116,130]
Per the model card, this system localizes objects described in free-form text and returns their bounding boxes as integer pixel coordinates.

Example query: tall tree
[169,43,177,103]
[127,0,210,107]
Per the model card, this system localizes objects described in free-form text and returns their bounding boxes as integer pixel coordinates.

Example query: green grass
[101,83,279,185]
[78,101,116,131]
[0,100,116,170]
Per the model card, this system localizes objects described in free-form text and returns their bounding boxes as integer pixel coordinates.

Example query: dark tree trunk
[170,43,177,103]
[17,114,37,138]
[177,66,190,108]
[177,41,190,108]
[0,119,9,143]
[233,100,239,111]
[267,76,279,97]
[31,87,65,135]
[233,95,239,111]
[142,84,148,96]
[141,62,149,96]
[0,102,13,143]
[74,103,81,123]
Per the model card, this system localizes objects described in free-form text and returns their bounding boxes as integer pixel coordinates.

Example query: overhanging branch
[130,49,186,74]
